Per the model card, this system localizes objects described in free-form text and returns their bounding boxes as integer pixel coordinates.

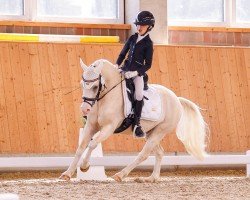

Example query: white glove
[114,64,123,73]
[124,71,138,79]
[114,64,119,69]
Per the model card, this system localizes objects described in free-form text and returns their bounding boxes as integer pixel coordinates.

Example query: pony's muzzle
[82,108,90,116]
[81,102,91,116]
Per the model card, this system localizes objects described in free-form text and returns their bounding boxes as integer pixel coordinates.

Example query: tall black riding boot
[114,114,134,133]
[133,100,146,138]
[143,74,149,90]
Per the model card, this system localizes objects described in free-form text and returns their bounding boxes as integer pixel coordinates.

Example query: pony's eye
[93,86,98,91]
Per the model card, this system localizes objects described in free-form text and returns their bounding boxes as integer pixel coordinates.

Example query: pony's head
[79,58,106,116]
[79,58,121,116]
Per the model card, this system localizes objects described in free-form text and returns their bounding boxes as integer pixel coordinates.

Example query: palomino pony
[60,59,208,182]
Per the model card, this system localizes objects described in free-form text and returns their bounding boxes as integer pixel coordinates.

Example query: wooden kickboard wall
[0,42,249,154]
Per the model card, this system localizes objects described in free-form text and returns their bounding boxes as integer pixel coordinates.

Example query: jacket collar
[134,33,150,44]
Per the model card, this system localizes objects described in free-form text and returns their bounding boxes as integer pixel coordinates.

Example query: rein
[97,76,125,101]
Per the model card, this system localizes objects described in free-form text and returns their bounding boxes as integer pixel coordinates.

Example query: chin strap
[141,26,153,36]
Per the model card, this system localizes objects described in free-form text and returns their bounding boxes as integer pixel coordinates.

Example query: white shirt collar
[136,33,149,43]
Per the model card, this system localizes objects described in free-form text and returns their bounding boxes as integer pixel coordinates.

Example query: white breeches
[133,76,144,101]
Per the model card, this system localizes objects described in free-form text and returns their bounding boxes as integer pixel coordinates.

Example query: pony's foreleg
[80,124,116,170]
[134,144,164,183]
[59,125,95,180]
[112,134,161,182]
[79,145,92,172]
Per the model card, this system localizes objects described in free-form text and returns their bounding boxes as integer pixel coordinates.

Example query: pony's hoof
[134,176,158,183]
[134,177,144,183]
[59,174,71,181]
[111,174,122,182]
[80,163,90,172]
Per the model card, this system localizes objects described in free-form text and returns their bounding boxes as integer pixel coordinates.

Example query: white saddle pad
[122,81,162,121]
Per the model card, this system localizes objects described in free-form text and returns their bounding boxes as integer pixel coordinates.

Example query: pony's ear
[80,58,88,71]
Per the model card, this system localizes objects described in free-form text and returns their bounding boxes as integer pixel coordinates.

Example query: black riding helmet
[134,11,155,32]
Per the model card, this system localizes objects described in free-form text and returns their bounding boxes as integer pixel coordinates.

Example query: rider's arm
[137,42,153,76]
[116,35,133,66]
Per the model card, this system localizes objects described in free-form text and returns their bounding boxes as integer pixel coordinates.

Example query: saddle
[114,78,162,133]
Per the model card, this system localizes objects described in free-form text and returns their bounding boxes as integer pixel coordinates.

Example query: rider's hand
[114,64,119,69]
[124,71,138,79]
[114,64,123,73]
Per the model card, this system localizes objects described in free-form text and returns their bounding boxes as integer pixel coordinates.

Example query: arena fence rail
[0,129,249,178]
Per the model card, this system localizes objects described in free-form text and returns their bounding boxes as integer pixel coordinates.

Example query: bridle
[82,74,124,107]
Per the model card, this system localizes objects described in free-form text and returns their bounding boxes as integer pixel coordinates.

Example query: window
[36,0,122,23]
[168,0,224,23]
[235,0,250,23]
[0,0,27,20]
[0,0,23,15]
[0,0,124,23]
[168,0,250,27]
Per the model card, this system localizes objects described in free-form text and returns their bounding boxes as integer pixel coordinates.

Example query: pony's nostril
[86,108,90,112]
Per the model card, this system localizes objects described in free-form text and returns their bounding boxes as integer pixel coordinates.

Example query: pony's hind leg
[135,144,164,183]
[112,129,166,182]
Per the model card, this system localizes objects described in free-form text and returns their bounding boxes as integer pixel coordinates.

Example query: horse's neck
[102,62,121,87]
[96,62,123,126]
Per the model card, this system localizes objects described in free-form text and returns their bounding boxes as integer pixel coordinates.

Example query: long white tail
[176,97,208,160]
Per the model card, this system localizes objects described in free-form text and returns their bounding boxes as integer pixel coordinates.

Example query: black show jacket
[116,33,153,76]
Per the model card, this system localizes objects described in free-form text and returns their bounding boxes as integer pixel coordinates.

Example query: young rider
[115,11,155,138]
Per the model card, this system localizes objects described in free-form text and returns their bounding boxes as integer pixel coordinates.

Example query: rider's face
[136,25,149,36]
